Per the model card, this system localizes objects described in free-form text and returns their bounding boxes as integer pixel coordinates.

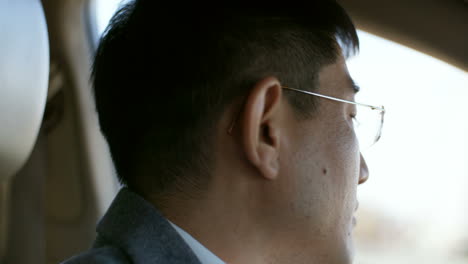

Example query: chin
[324,232,355,264]
[328,246,354,264]
[343,233,356,264]
[335,228,356,264]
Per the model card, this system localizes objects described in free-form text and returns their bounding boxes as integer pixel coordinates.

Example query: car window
[91,2,468,263]
[90,0,130,41]
[348,31,468,264]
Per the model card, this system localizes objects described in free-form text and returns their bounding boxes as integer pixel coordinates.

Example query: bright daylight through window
[348,31,468,264]
[93,1,468,263]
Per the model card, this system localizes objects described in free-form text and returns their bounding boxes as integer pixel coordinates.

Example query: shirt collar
[169,221,225,264]
[96,188,201,264]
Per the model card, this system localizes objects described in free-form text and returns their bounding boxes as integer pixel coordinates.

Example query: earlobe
[241,76,282,180]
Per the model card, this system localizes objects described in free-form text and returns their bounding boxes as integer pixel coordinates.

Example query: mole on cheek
[322,168,327,174]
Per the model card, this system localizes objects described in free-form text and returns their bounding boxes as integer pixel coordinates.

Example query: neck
[158,184,262,263]
[155,182,336,264]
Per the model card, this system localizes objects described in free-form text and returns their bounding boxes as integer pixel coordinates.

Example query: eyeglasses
[282,86,385,149]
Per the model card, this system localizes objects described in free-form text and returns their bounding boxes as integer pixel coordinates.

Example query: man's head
[93,1,367,263]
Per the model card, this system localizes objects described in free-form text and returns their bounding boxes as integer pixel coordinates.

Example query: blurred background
[349,31,468,264]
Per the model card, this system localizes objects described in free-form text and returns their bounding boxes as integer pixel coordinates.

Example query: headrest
[0,0,49,180]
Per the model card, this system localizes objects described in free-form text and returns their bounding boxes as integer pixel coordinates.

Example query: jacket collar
[96,187,201,264]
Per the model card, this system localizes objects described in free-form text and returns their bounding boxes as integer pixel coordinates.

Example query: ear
[241,76,283,180]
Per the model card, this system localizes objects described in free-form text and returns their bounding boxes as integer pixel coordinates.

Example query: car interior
[0,0,466,263]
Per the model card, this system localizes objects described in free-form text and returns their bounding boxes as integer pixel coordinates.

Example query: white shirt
[169,221,225,264]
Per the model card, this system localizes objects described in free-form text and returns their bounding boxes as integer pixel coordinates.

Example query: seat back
[0,0,49,260]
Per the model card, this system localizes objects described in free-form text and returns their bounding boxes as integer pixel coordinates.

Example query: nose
[359,153,369,184]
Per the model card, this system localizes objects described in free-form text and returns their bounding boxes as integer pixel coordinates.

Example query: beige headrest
[0,0,49,180]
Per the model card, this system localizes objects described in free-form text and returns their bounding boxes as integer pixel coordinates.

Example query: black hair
[92,0,359,199]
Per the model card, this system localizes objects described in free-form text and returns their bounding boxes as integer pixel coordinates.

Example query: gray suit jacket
[61,188,202,264]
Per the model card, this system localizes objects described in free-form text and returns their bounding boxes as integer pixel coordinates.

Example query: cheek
[328,132,360,188]
[325,122,361,225]
[322,109,360,181]
[280,116,360,229]
[312,118,361,221]
[280,128,327,219]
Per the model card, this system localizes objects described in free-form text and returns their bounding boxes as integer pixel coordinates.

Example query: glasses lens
[353,105,384,149]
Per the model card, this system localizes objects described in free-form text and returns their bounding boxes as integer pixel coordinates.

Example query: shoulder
[60,246,131,264]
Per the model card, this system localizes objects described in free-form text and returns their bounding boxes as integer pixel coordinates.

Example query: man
[63,0,383,263]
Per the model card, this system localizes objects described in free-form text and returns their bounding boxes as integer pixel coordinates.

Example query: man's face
[276,56,369,263]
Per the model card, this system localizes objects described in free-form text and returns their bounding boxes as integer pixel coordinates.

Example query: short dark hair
[93,0,359,198]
